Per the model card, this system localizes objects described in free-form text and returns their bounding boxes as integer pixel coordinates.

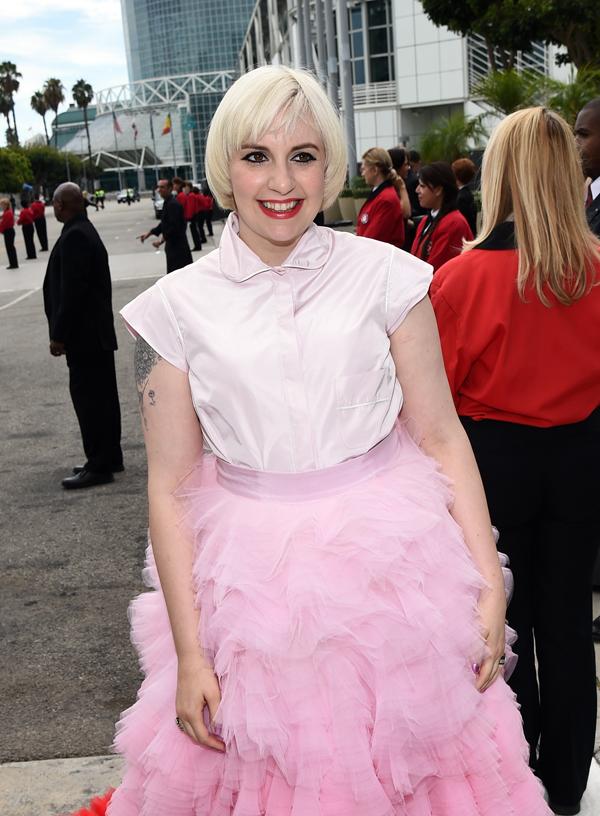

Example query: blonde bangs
[466,107,599,305]
[205,66,347,211]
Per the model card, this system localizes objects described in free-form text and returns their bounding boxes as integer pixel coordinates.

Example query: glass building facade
[120,0,256,177]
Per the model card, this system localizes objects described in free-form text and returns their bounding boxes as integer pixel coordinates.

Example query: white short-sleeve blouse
[121,213,432,472]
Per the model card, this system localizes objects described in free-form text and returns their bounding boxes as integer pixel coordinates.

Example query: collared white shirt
[590,177,600,202]
[122,213,432,472]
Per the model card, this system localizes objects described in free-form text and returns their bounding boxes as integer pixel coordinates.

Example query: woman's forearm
[420,422,504,593]
[149,489,208,665]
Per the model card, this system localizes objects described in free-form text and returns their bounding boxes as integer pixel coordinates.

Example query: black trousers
[34,216,48,251]
[165,240,193,274]
[462,409,600,806]
[22,223,36,258]
[195,212,207,243]
[66,350,123,473]
[187,218,202,250]
[204,210,213,236]
[3,227,18,267]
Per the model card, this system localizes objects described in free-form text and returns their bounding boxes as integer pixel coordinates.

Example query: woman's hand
[475,582,507,692]
[175,655,225,751]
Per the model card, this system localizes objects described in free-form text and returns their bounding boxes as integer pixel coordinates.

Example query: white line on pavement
[0,288,40,311]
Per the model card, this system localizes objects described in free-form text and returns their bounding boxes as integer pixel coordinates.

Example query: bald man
[43,182,123,489]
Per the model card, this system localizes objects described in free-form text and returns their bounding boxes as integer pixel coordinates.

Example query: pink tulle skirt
[108,427,551,815]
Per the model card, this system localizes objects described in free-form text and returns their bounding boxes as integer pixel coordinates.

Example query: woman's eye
[292,152,317,163]
[242,151,267,163]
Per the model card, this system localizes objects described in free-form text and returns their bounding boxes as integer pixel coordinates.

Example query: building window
[348,0,394,85]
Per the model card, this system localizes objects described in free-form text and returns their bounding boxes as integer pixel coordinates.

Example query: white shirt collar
[590,177,600,202]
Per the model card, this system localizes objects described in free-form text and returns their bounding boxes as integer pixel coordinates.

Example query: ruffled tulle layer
[108,428,550,815]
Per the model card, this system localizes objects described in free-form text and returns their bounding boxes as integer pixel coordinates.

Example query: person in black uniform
[452,157,478,236]
[43,182,123,489]
[574,97,600,643]
[138,178,193,274]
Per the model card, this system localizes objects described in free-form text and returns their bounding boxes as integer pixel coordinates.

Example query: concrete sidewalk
[1,754,599,815]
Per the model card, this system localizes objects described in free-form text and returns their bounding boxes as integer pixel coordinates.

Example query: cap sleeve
[120,283,188,372]
[385,248,433,335]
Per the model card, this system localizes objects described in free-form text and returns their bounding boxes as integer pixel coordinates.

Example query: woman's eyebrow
[240,143,321,151]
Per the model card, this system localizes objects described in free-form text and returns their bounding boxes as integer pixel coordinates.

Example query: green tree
[72,79,94,188]
[548,68,600,127]
[30,91,50,145]
[419,111,487,163]
[0,148,32,191]
[0,61,21,145]
[43,78,65,148]
[421,1,538,70]
[472,69,554,117]
[422,0,600,71]
[23,145,83,192]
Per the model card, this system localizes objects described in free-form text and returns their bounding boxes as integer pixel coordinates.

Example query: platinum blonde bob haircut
[205,65,347,211]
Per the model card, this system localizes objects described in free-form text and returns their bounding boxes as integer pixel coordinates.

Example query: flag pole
[170,111,177,176]
[112,110,123,190]
[149,112,159,185]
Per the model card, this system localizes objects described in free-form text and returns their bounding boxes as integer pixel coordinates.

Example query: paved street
[0,200,598,814]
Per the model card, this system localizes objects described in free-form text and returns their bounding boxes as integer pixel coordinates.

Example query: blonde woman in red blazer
[356,147,409,248]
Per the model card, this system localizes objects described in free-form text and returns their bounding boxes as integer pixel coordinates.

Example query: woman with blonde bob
[431,107,600,816]
[107,67,550,816]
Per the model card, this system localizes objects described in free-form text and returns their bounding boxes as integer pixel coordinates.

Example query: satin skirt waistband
[215,432,400,501]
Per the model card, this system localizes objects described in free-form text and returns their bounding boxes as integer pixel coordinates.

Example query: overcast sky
[1,0,128,147]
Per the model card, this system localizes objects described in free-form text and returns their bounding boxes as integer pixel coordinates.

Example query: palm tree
[43,78,65,148]
[72,79,94,173]
[0,61,22,144]
[0,90,13,143]
[471,69,554,117]
[419,112,488,163]
[548,67,600,127]
[30,91,50,145]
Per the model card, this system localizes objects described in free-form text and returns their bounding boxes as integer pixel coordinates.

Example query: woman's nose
[268,163,294,195]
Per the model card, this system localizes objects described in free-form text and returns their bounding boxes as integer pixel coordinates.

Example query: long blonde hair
[465,107,599,305]
[362,147,403,197]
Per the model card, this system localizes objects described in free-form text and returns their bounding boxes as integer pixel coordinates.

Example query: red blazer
[30,200,45,220]
[356,181,404,248]
[411,209,472,271]
[0,208,15,232]
[17,207,34,226]
[182,192,196,221]
[430,222,600,427]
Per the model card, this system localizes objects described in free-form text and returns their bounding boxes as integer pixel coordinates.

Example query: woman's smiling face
[229,118,326,266]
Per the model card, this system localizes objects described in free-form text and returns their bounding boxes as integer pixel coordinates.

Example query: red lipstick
[258,199,304,219]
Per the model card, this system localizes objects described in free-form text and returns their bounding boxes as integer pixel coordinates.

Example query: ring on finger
[175,716,185,732]
[498,654,506,666]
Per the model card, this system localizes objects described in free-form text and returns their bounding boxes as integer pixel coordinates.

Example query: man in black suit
[138,178,192,274]
[574,99,600,641]
[575,98,600,237]
[43,182,123,489]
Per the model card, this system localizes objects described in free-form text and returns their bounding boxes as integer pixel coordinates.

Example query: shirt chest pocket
[335,366,396,449]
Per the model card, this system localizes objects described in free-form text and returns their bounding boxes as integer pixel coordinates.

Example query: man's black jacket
[43,212,118,351]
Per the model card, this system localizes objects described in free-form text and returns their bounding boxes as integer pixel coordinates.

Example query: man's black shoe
[62,469,114,489]
[6,265,18,269]
[592,615,600,642]
[72,463,124,474]
[548,800,581,815]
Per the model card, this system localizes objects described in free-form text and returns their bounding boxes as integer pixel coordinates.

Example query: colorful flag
[112,111,122,134]
[162,113,172,135]
[132,120,138,139]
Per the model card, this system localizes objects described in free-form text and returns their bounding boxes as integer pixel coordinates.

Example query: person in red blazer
[17,203,37,259]
[431,108,600,816]
[355,147,409,248]
[411,161,472,271]
[0,197,19,268]
[30,197,49,251]
[182,181,202,250]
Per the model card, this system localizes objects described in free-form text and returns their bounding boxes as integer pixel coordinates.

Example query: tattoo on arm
[134,337,160,428]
